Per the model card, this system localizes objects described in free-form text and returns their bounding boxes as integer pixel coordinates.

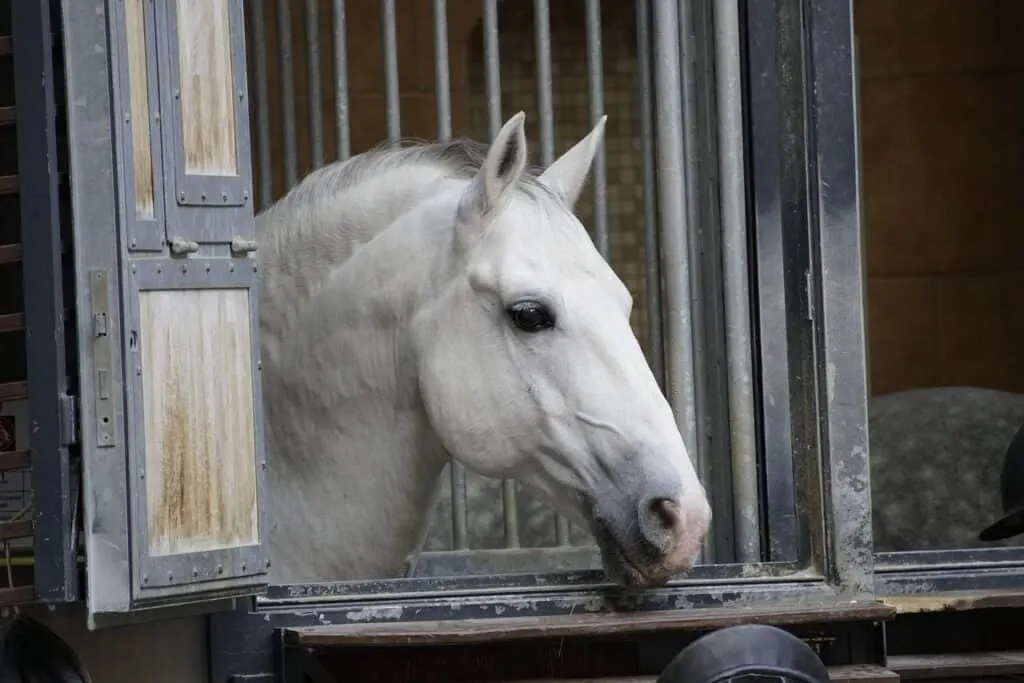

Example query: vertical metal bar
[332,0,351,161]
[715,0,759,563]
[12,0,77,603]
[381,0,401,144]
[677,0,714,564]
[434,0,452,142]
[305,0,325,169]
[533,0,569,547]
[481,0,521,548]
[635,0,664,387]
[433,0,467,550]
[533,0,554,168]
[808,0,873,595]
[584,0,608,258]
[651,0,699,558]
[251,2,273,209]
[277,0,298,188]
[746,0,805,566]
[482,0,501,138]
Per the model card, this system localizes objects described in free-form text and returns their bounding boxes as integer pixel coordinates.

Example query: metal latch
[230,238,259,255]
[169,237,200,255]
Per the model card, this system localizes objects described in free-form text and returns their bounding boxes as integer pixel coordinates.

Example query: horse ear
[457,111,529,228]
[538,115,607,209]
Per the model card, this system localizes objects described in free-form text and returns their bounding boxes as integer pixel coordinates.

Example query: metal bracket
[230,238,258,255]
[169,237,200,255]
[89,269,117,448]
[58,393,79,447]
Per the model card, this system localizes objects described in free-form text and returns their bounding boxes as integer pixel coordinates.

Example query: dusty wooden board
[0,244,22,264]
[0,312,24,333]
[176,0,237,175]
[0,586,35,606]
[881,589,1024,614]
[0,382,28,402]
[0,450,29,472]
[888,651,1024,679]
[140,287,259,556]
[494,666,897,683]
[285,600,895,647]
[0,175,19,195]
[0,519,33,541]
[124,0,156,218]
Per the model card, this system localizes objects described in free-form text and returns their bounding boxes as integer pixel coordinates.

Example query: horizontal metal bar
[0,382,28,401]
[281,597,893,645]
[260,559,814,604]
[0,520,34,541]
[0,450,30,471]
[0,244,23,264]
[412,546,602,578]
[875,547,1024,572]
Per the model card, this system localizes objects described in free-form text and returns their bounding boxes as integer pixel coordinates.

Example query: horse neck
[261,174,463,582]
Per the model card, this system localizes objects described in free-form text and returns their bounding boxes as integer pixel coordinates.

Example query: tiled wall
[856,0,1024,396]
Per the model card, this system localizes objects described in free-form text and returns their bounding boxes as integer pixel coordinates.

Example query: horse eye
[507,301,555,333]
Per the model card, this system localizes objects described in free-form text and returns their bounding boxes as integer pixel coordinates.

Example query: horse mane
[254,136,555,351]
[256,136,551,250]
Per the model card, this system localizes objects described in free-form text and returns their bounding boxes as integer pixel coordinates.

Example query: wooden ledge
[284,600,894,647]
[888,651,1024,679]
[495,665,897,683]
[881,589,1024,614]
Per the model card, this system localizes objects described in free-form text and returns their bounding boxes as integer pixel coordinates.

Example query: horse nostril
[639,496,680,551]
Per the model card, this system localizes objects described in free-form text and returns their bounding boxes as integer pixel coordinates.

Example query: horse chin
[592,525,674,589]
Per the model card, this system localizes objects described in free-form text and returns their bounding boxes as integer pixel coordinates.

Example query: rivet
[229,263,235,272]
[205,263,211,272]
[193,570,199,578]
[168,572,174,581]
[217,565,224,574]
[265,559,272,568]
[182,264,188,273]
[241,563,247,572]
[200,192,207,201]
[142,574,149,584]
[222,192,228,201]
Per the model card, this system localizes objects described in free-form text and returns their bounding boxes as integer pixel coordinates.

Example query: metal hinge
[58,393,78,447]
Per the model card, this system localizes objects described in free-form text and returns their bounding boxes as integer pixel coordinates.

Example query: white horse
[255,112,712,586]
[422,386,1024,556]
